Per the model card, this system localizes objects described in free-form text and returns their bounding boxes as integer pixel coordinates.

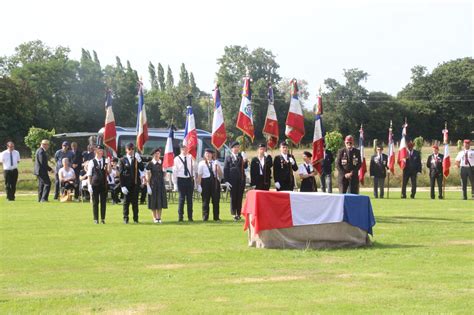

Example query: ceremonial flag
[262,85,279,149]
[136,82,149,152]
[442,126,451,178]
[103,89,117,153]
[163,127,175,170]
[397,122,408,170]
[236,76,255,141]
[315,94,323,115]
[358,125,367,184]
[387,121,395,174]
[211,85,226,150]
[184,106,198,159]
[285,79,305,144]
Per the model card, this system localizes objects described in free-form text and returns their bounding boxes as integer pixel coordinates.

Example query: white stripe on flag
[289,192,344,226]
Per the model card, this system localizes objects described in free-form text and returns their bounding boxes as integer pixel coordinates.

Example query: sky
[1,0,472,106]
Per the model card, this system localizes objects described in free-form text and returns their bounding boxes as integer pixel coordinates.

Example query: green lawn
[0,192,473,314]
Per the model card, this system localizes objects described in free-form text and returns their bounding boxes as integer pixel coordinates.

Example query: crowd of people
[0,136,473,225]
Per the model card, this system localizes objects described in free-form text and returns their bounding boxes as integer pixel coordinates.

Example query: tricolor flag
[103,89,117,153]
[236,76,255,141]
[442,126,451,178]
[358,125,367,184]
[397,122,408,170]
[136,82,149,152]
[387,121,395,174]
[184,106,198,159]
[285,79,305,144]
[262,85,279,149]
[315,94,323,115]
[163,126,175,170]
[211,85,226,150]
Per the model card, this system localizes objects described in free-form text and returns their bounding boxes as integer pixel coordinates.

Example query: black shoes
[94,220,99,224]
[124,218,129,224]
[101,220,105,224]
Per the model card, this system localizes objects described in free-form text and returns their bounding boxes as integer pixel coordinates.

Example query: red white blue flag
[397,122,408,170]
[236,76,255,141]
[358,125,367,184]
[103,89,117,153]
[211,85,226,150]
[136,82,149,152]
[163,127,174,170]
[285,79,305,144]
[262,85,279,149]
[184,106,198,159]
[388,121,395,174]
[442,126,450,178]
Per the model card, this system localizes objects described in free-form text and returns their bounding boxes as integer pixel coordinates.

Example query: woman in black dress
[145,148,168,223]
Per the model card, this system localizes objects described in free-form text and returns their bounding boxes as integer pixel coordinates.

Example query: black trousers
[430,174,443,199]
[338,175,359,194]
[201,177,220,221]
[140,185,147,204]
[92,185,107,221]
[277,180,293,191]
[230,181,245,216]
[373,177,385,198]
[177,177,193,220]
[37,175,51,202]
[460,167,474,199]
[108,184,121,203]
[123,185,140,221]
[402,172,417,198]
[54,172,60,199]
[4,169,18,200]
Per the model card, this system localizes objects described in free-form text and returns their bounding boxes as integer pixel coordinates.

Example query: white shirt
[298,163,314,175]
[86,158,105,176]
[281,153,289,162]
[172,154,197,184]
[0,150,20,170]
[198,160,221,179]
[107,169,118,184]
[455,149,474,167]
[59,167,75,181]
[257,156,265,175]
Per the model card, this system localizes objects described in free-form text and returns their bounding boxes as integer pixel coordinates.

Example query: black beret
[96,145,104,150]
[279,141,288,147]
[125,142,135,149]
[303,151,312,158]
[151,147,162,155]
[258,143,267,148]
[230,141,240,148]
[205,148,215,154]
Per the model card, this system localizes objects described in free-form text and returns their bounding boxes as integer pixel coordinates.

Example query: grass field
[0,192,473,314]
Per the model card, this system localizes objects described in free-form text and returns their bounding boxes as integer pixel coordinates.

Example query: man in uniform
[172,144,197,222]
[369,144,388,198]
[53,141,74,200]
[426,145,444,199]
[87,145,110,224]
[224,141,248,221]
[250,143,273,190]
[401,141,422,199]
[197,148,222,221]
[455,139,474,200]
[273,141,298,191]
[0,141,20,201]
[119,142,145,224]
[34,140,53,202]
[336,135,362,194]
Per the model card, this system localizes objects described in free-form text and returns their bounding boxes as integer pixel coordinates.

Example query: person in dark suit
[426,145,444,199]
[401,141,422,199]
[87,145,110,224]
[119,142,145,224]
[34,140,53,202]
[336,135,362,194]
[369,144,388,198]
[224,141,248,221]
[250,143,273,191]
[320,147,334,193]
[273,141,298,191]
[70,142,82,200]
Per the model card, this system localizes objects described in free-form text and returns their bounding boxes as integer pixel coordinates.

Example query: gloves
[241,151,247,160]
[197,185,202,193]
[88,186,93,194]
[121,186,129,195]
[173,186,179,192]
[275,182,281,189]
[105,157,110,164]
[134,152,142,162]
[250,185,256,190]
[264,152,269,157]
[147,185,152,195]
[225,182,232,190]
[289,157,295,165]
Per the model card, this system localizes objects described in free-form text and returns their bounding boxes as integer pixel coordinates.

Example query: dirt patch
[146,264,187,270]
[96,303,165,314]
[445,240,474,245]
[12,288,97,298]
[226,275,306,284]
[336,272,386,279]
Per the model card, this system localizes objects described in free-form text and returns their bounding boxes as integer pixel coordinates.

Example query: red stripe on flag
[236,112,255,140]
[211,123,226,150]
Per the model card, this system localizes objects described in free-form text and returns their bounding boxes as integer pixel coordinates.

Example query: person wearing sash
[87,145,110,224]
[197,148,223,221]
[172,144,197,222]
[298,151,317,192]
[250,143,273,191]
[223,141,248,221]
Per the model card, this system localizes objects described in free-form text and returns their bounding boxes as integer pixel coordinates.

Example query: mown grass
[0,192,472,314]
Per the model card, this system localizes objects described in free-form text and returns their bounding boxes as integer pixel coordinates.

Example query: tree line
[0,40,472,152]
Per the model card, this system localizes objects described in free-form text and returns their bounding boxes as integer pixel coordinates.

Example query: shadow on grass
[369,241,424,250]
[377,216,460,224]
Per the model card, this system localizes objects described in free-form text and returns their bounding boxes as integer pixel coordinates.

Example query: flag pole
[442,121,447,199]
[387,120,392,199]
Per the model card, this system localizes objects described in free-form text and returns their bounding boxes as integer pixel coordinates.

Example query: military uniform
[426,150,444,199]
[87,156,108,223]
[401,149,422,199]
[369,152,388,198]
[273,153,298,191]
[198,157,221,221]
[250,154,273,190]
[119,152,145,223]
[224,147,248,220]
[336,147,362,194]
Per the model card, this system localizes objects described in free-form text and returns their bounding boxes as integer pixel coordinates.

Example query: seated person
[58,158,76,194]
[107,158,121,204]
[79,163,90,200]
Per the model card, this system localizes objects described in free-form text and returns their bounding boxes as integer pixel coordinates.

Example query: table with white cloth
[242,190,376,249]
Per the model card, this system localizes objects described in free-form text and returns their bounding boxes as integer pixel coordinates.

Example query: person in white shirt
[197,148,223,221]
[298,151,317,192]
[455,139,474,200]
[87,145,111,224]
[172,144,197,222]
[107,158,120,204]
[58,158,76,194]
[0,141,20,201]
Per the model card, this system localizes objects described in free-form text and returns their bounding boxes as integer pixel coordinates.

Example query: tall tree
[148,61,158,90]
[157,63,165,91]
[166,65,174,91]
[178,63,189,90]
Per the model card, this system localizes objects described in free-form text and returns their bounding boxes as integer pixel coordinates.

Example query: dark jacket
[34,147,52,177]
[404,149,422,175]
[336,147,362,177]
[426,153,444,177]
[119,155,145,189]
[370,153,388,178]
[273,154,299,190]
[250,155,273,190]
[224,153,248,187]
[321,150,334,175]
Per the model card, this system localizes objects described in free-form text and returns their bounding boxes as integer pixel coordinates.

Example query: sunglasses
[345,142,353,144]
